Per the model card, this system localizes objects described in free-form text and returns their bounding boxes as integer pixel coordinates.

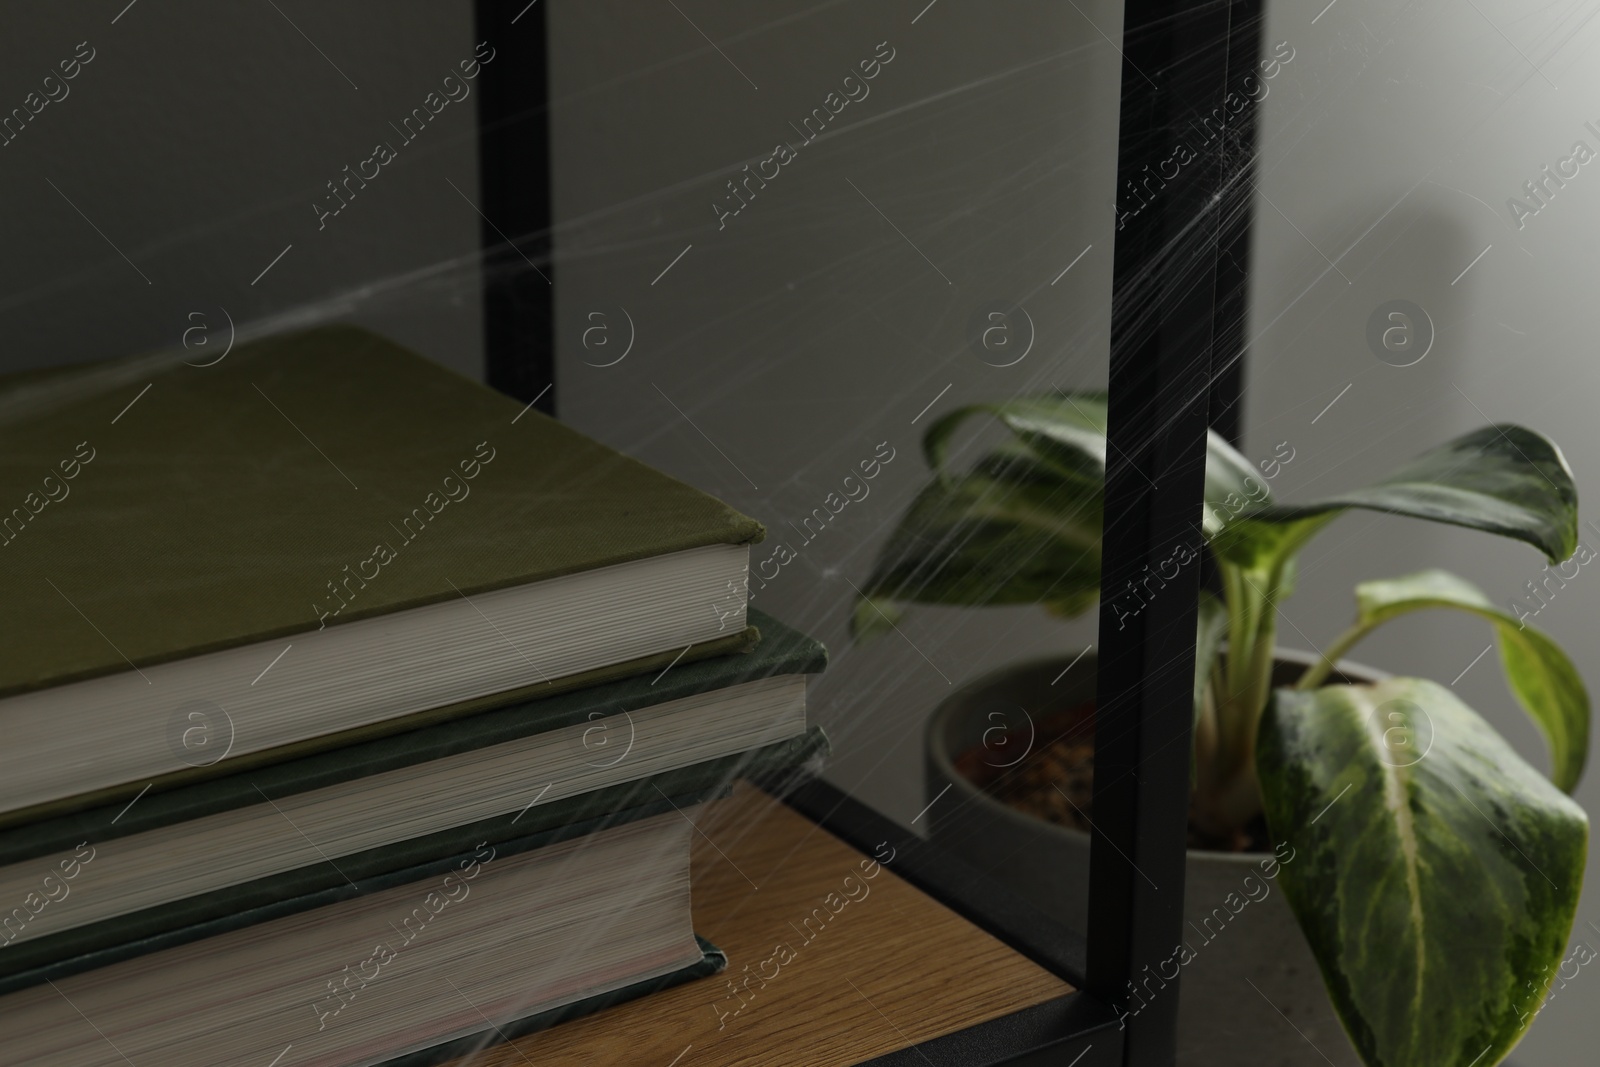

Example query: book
[0,611,825,982]
[0,730,827,989]
[0,325,764,815]
[0,806,726,1067]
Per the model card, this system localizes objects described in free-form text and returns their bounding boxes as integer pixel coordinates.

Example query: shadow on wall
[1248,189,1489,481]
[1241,188,1505,734]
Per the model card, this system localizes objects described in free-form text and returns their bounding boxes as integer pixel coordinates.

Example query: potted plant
[854,392,1589,1067]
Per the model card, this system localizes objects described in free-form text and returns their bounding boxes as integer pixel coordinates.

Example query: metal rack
[474,2,1261,1062]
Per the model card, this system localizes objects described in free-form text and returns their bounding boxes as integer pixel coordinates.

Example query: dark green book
[0,785,774,1066]
[0,325,764,818]
[380,935,729,1067]
[0,610,825,982]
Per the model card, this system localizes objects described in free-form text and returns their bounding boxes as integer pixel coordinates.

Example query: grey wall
[0,0,483,379]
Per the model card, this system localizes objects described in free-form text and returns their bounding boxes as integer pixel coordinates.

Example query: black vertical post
[475,0,557,413]
[1208,0,1264,448]
[1086,2,1258,1064]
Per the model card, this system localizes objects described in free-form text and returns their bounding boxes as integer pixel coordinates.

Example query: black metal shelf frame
[1088,1,1262,1063]
[474,2,1261,1063]
[475,0,557,414]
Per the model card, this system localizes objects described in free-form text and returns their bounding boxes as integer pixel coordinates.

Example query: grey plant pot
[925,650,1382,1067]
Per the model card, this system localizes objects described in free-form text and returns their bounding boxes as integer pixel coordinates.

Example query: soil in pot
[952,699,1272,853]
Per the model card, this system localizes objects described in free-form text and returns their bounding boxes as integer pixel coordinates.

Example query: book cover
[0,325,763,697]
[0,610,818,842]
[0,622,762,830]
[0,729,823,991]
[378,935,728,1067]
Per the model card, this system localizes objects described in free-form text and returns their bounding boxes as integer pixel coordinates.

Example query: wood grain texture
[447,782,1071,1067]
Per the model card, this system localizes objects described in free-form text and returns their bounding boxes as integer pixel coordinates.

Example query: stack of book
[0,327,826,1066]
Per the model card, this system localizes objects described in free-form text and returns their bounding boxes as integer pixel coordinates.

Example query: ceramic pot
[924,650,1379,1067]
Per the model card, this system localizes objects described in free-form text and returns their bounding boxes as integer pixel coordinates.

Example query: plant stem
[1235,571,1278,747]
[1212,565,1275,786]
[1194,559,1285,834]
[1294,622,1374,690]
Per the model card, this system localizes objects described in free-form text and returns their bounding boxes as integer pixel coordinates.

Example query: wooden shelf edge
[766,775,1127,1066]
[771,775,1090,983]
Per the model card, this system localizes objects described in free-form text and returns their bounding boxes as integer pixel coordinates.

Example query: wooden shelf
[447,782,1073,1066]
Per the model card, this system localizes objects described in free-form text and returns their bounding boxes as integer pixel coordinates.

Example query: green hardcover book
[0,610,826,984]
[0,797,753,1067]
[0,326,764,818]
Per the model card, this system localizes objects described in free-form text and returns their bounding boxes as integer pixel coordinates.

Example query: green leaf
[1201,431,1274,541]
[1260,678,1588,1067]
[1216,425,1579,570]
[859,474,1102,608]
[1043,587,1102,620]
[1348,569,1589,791]
[922,392,1107,491]
[915,392,1281,558]
[851,593,905,643]
[859,448,1102,611]
[857,394,1113,625]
